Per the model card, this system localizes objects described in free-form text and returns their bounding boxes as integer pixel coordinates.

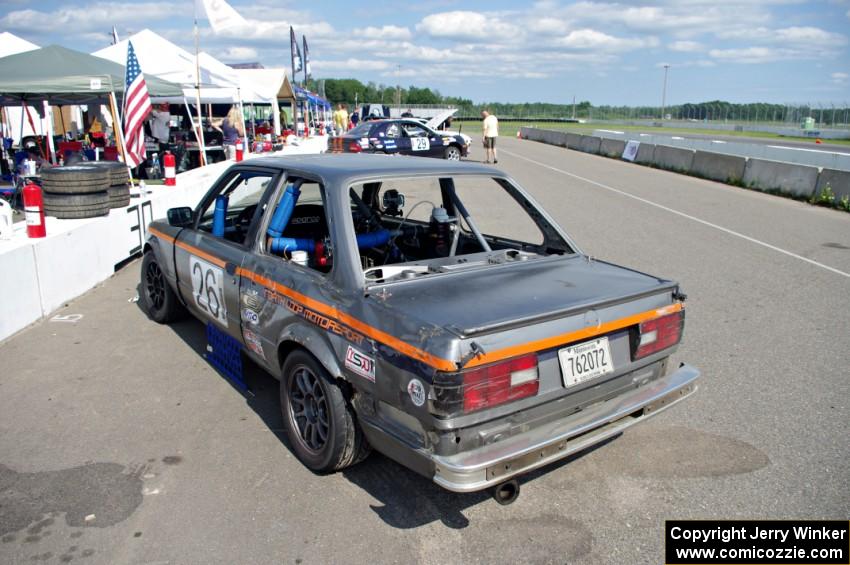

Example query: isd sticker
[407,378,426,407]
[345,346,375,382]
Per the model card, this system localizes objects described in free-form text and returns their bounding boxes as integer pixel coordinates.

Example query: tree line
[307,78,849,126]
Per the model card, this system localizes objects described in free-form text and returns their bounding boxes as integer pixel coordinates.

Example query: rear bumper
[430,363,700,492]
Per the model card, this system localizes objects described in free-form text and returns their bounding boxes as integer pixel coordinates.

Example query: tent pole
[183,97,205,167]
[109,91,135,186]
[43,101,57,164]
[58,106,67,137]
[193,2,207,167]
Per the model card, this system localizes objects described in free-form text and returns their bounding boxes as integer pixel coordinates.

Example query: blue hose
[212,195,228,238]
[267,184,300,238]
[269,237,314,254]
[356,229,391,248]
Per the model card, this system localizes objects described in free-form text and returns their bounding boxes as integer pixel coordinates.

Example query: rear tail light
[432,354,539,416]
[348,141,362,153]
[633,310,684,360]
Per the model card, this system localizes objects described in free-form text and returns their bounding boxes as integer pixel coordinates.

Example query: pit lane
[1,137,848,564]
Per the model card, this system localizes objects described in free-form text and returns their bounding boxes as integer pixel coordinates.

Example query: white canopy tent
[0,32,44,144]
[93,30,271,104]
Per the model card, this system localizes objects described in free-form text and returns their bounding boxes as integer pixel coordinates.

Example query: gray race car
[141,154,699,502]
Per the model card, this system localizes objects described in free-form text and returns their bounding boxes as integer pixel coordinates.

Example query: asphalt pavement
[1,138,848,565]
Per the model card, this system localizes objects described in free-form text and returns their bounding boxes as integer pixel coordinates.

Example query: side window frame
[191,166,284,249]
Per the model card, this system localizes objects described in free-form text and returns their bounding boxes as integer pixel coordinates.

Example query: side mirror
[167,206,193,227]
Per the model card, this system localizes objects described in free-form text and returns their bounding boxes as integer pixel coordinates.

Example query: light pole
[661,64,670,120]
[396,65,401,114]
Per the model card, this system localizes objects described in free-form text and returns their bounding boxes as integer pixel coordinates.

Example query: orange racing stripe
[148,229,682,373]
[462,302,684,369]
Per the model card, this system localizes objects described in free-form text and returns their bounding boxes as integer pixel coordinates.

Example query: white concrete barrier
[578,135,602,154]
[814,168,850,201]
[691,151,747,183]
[0,137,328,342]
[653,145,695,172]
[635,143,656,165]
[743,158,819,198]
[599,138,626,158]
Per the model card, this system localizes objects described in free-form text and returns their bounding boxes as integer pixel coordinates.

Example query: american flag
[122,41,151,168]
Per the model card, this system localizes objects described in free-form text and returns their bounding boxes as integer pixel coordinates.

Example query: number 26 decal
[190,257,227,325]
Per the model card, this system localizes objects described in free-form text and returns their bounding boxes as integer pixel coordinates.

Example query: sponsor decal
[243,329,264,359]
[241,289,262,311]
[264,289,366,346]
[345,346,376,382]
[407,378,426,407]
[241,307,259,325]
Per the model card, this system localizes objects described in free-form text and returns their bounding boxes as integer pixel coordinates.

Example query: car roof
[242,153,503,189]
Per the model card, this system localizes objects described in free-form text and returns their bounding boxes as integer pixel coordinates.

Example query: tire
[41,177,110,194]
[43,191,109,208]
[280,350,371,472]
[443,145,461,161]
[85,162,129,184]
[108,185,131,208]
[41,165,110,183]
[43,204,110,219]
[140,251,185,323]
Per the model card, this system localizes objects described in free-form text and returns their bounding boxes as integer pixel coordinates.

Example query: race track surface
[1,138,848,564]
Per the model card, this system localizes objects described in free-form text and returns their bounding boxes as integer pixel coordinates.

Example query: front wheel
[140,251,185,323]
[443,145,461,161]
[280,350,370,472]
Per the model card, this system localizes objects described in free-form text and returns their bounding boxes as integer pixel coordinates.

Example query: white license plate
[558,337,614,388]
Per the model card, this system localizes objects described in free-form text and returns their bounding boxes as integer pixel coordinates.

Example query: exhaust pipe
[492,479,520,505]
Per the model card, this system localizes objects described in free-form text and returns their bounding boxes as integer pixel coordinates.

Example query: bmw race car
[330,118,470,161]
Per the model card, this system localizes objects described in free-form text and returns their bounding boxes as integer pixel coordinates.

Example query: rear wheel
[140,251,184,323]
[280,350,370,472]
[444,145,461,161]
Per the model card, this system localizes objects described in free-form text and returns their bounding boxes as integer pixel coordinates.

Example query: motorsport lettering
[264,288,365,345]
[670,525,848,545]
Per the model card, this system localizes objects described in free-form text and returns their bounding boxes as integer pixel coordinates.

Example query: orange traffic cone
[815,138,822,144]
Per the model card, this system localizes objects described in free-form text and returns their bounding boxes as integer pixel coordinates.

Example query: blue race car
[331,118,470,161]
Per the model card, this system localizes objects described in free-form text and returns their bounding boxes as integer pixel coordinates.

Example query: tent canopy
[0,44,183,105]
[94,30,281,104]
[0,32,38,59]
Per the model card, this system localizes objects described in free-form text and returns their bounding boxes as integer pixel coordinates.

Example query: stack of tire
[40,163,130,219]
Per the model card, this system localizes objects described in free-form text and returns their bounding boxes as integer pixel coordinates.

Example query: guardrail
[520,127,850,207]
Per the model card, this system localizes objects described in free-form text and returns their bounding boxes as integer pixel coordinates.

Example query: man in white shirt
[149,104,171,149]
[481,110,499,164]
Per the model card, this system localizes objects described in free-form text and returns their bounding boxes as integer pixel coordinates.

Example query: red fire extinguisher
[22,182,46,238]
[235,138,243,162]
[163,151,176,186]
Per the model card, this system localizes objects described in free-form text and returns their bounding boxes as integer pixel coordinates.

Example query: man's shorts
[484,136,496,149]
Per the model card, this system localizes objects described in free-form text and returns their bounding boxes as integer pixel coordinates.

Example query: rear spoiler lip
[451,281,679,338]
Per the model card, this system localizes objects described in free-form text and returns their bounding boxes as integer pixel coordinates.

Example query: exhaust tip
[492,479,520,505]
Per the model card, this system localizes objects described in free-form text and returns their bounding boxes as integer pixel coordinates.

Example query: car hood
[425,109,458,130]
[367,255,675,338]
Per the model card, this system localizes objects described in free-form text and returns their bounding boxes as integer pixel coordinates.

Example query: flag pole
[108,81,134,188]
[193,1,208,166]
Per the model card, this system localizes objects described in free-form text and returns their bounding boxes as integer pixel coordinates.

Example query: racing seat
[282,204,328,241]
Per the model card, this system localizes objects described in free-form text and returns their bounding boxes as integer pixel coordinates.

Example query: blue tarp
[293,85,331,109]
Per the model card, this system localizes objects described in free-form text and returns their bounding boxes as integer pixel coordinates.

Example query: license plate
[558,337,614,388]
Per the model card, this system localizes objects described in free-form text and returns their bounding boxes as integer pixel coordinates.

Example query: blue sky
[2,0,849,105]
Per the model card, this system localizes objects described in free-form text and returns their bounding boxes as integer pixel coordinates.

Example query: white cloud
[718,26,847,46]
[556,29,658,51]
[313,59,391,72]
[832,72,849,83]
[352,25,412,41]
[0,3,172,33]
[416,11,520,41]
[527,17,569,35]
[669,40,703,52]
[216,46,258,61]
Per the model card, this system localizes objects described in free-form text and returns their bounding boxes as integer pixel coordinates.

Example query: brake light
[462,354,539,413]
[348,141,362,153]
[633,310,684,360]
